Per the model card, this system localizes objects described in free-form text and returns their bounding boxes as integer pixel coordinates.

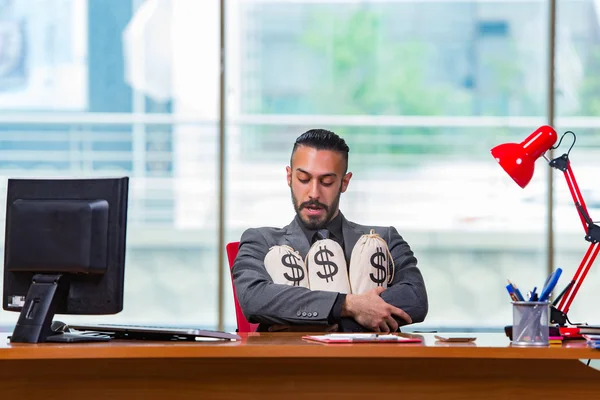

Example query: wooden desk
[1,332,600,399]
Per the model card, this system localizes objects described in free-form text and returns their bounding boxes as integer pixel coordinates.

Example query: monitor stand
[10,273,110,343]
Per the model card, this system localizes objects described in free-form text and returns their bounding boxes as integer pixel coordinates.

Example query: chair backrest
[226,241,259,333]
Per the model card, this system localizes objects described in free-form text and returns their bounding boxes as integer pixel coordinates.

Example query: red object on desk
[560,327,583,339]
[492,126,600,327]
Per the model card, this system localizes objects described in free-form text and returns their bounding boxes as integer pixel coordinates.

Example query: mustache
[300,200,329,211]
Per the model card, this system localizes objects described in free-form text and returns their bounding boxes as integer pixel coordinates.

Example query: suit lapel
[341,215,364,266]
[283,218,311,258]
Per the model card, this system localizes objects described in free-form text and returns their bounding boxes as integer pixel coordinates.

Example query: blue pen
[539,268,563,302]
[505,284,519,302]
[507,279,525,301]
[528,287,537,301]
[514,286,525,301]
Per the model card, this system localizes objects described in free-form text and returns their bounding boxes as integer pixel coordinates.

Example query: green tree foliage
[298,7,470,161]
[577,46,600,116]
[300,8,469,116]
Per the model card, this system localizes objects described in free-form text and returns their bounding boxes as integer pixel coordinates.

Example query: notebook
[302,333,422,344]
[576,325,600,335]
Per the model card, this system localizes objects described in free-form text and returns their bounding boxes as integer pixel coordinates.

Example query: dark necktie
[314,229,330,243]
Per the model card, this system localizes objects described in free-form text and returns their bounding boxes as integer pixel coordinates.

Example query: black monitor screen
[2,177,128,343]
[6,199,109,274]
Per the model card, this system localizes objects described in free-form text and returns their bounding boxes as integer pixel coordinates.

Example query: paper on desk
[302,333,422,344]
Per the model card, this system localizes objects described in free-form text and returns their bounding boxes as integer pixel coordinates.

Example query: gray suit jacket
[232,213,428,331]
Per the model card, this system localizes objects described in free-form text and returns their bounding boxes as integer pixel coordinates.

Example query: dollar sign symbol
[282,253,304,286]
[314,245,338,283]
[369,246,387,286]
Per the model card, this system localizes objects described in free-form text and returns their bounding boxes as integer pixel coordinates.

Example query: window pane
[554,0,600,324]
[0,0,220,329]
[226,0,549,330]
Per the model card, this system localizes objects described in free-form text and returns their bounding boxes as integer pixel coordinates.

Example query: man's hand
[341,287,412,332]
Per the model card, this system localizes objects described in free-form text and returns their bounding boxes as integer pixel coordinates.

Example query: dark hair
[291,129,350,171]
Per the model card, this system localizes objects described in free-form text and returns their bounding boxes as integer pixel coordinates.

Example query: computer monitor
[2,177,129,343]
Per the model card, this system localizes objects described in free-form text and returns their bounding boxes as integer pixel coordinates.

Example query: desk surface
[3,332,600,399]
[1,332,598,360]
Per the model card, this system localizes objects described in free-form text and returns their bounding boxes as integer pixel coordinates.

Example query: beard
[291,188,341,230]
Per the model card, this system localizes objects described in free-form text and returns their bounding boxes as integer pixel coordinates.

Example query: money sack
[349,229,395,294]
[305,239,351,293]
[264,245,309,288]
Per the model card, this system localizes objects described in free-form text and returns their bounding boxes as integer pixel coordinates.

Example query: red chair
[226,241,259,333]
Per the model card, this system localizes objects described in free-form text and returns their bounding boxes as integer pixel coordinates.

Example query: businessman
[232,129,428,332]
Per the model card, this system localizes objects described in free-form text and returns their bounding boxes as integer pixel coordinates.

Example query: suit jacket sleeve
[232,228,339,326]
[379,226,428,325]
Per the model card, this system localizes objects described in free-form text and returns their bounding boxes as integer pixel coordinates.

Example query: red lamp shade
[491,125,558,188]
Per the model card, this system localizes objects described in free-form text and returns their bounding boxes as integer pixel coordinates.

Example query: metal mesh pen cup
[512,301,550,346]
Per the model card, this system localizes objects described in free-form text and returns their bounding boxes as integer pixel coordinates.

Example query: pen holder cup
[511,301,550,347]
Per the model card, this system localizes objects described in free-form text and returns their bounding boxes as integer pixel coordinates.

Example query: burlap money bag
[305,238,350,293]
[264,245,309,288]
[348,229,395,294]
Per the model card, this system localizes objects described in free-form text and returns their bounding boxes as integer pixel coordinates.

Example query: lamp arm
[555,242,600,315]
[548,154,600,317]
[550,154,592,232]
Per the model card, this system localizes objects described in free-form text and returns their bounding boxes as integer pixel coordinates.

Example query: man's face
[286,145,352,229]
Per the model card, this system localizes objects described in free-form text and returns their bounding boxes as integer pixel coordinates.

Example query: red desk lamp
[491,125,600,326]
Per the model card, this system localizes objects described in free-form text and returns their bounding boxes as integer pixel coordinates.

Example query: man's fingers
[389,306,412,324]
[385,315,399,332]
[378,321,390,333]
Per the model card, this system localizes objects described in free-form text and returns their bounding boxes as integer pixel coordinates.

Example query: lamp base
[550,305,568,326]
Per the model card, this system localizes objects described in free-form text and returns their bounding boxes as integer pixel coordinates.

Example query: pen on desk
[552,280,574,306]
